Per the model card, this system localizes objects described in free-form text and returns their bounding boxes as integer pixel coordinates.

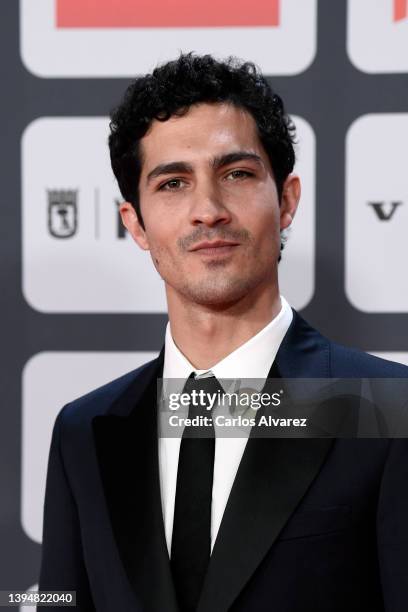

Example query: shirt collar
[163,296,293,382]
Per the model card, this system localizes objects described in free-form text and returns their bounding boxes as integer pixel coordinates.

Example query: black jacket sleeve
[38,408,95,611]
[377,439,408,611]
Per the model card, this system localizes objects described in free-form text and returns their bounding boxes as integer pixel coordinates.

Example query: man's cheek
[147,244,161,269]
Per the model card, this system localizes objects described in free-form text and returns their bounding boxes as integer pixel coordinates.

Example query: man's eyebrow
[146,151,263,185]
[146,161,194,184]
[212,151,264,169]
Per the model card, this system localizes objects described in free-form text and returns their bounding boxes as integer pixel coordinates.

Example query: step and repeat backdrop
[1,0,408,600]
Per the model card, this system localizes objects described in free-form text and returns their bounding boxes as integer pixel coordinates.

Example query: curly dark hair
[109,52,296,229]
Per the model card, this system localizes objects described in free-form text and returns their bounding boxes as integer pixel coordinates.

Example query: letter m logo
[56,0,280,28]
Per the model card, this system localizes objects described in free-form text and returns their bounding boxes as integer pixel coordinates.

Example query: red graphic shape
[56,0,280,28]
[394,0,408,21]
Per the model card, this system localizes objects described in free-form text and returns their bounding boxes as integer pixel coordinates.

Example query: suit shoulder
[56,356,158,428]
[329,341,408,377]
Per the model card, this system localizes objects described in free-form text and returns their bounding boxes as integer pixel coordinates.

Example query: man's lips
[189,240,240,252]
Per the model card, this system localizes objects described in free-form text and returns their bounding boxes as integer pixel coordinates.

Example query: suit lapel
[92,349,179,612]
[197,311,335,612]
[92,311,336,612]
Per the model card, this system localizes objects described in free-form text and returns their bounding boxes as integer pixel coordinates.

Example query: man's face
[121,102,300,307]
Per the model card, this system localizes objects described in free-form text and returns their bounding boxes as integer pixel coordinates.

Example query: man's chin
[177,278,258,309]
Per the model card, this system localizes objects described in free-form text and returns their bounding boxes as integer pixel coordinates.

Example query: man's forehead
[148,101,254,128]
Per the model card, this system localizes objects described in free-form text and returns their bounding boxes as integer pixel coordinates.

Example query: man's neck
[167,284,282,370]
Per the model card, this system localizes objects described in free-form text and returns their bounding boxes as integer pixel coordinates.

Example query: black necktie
[170,374,222,612]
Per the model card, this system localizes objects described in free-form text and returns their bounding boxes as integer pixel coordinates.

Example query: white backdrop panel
[22,351,158,544]
[20,0,317,77]
[346,114,408,312]
[348,0,408,73]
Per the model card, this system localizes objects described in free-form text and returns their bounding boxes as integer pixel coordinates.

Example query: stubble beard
[172,256,275,308]
[151,229,278,308]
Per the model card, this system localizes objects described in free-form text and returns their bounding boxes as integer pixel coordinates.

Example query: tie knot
[183,373,223,413]
[181,374,224,437]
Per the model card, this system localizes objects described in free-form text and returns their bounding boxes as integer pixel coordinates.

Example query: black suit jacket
[39,311,408,611]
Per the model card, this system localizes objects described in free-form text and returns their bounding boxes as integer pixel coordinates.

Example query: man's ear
[119,202,150,250]
[279,174,301,231]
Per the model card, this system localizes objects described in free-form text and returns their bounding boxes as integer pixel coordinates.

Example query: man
[39,54,408,611]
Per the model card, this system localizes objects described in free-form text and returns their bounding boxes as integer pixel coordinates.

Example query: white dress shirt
[158,296,293,556]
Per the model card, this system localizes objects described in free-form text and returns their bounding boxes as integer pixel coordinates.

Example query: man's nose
[188,180,232,227]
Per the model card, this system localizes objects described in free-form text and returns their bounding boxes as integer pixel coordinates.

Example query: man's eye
[159,179,184,190]
[226,170,252,180]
